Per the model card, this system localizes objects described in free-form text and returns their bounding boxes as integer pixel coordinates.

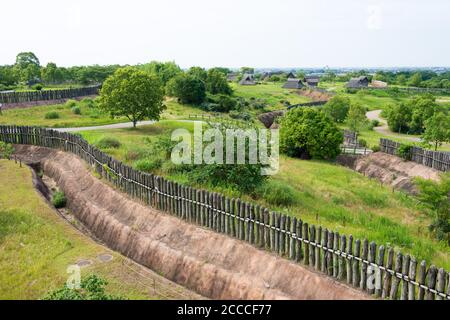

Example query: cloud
[367,5,382,30]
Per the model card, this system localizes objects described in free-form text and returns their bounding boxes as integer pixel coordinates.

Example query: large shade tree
[98,67,165,128]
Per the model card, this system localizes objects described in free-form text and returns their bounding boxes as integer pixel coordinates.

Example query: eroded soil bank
[13,144,370,300]
[339,152,441,195]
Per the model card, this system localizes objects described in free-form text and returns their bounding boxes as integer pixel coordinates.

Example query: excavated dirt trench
[12,144,370,300]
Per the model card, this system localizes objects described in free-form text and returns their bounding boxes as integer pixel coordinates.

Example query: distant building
[304,75,320,87]
[346,76,369,88]
[371,80,388,88]
[261,71,295,81]
[227,72,238,82]
[282,78,304,89]
[239,73,256,85]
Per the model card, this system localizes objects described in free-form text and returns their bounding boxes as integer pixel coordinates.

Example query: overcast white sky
[1,0,449,68]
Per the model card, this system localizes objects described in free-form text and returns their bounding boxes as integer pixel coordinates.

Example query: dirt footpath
[14,145,370,300]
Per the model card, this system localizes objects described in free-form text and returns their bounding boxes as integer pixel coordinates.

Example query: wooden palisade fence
[1,125,449,300]
[380,138,450,172]
[0,85,100,105]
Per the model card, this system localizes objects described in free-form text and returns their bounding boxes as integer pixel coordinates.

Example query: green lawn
[0,159,197,299]
[231,82,312,110]
[0,103,127,128]
[80,121,450,269]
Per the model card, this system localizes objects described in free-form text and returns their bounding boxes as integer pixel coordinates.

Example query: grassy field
[230,82,311,109]
[79,121,450,269]
[0,102,127,128]
[0,159,199,299]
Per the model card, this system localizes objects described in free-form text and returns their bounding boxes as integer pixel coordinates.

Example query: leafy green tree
[408,72,422,87]
[206,69,232,95]
[141,61,181,85]
[408,94,441,134]
[422,112,450,151]
[416,174,450,243]
[166,73,206,105]
[323,96,350,123]
[98,67,165,128]
[385,103,412,133]
[14,52,41,83]
[0,66,17,86]
[41,62,63,84]
[187,66,207,82]
[43,275,123,300]
[240,67,254,74]
[280,107,343,159]
[346,102,368,132]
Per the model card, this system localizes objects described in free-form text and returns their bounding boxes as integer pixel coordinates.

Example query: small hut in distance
[304,75,320,87]
[239,73,256,85]
[346,76,369,88]
[282,78,304,89]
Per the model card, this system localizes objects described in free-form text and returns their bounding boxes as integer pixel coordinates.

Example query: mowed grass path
[0,159,197,299]
[80,122,450,269]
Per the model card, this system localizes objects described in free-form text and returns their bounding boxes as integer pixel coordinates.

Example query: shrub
[79,98,95,108]
[32,83,43,91]
[43,274,123,300]
[280,107,343,159]
[229,110,252,121]
[358,139,368,147]
[44,111,60,119]
[65,99,78,109]
[0,142,14,159]
[370,119,380,127]
[255,180,298,206]
[71,106,81,115]
[397,143,413,160]
[166,73,206,105]
[52,191,66,208]
[95,137,121,149]
[134,158,163,172]
[371,145,381,152]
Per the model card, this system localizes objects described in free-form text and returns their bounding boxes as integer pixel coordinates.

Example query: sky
[1,0,449,68]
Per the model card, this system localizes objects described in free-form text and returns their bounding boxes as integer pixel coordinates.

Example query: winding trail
[366,109,421,142]
[55,120,157,132]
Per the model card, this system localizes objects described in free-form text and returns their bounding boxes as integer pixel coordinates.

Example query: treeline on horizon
[1,51,450,91]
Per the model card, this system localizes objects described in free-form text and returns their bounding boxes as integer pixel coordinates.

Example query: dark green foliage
[0,142,14,159]
[96,137,121,149]
[44,111,60,119]
[323,96,350,122]
[32,83,43,91]
[385,94,446,134]
[71,106,81,115]
[52,191,66,208]
[280,107,343,159]
[98,67,165,127]
[229,110,252,121]
[134,158,163,172]
[206,69,232,95]
[43,274,123,300]
[79,98,95,109]
[187,66,207,82]
[416,174,450,243]
[255,180,298,206]
[140,61,182,85]
[397,143,413,160]
[65,99,78,109]
[166,73,206,105]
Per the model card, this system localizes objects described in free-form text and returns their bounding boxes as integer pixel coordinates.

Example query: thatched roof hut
[346,76,369,88]
[239,73,256,85]
[282,78,304,89]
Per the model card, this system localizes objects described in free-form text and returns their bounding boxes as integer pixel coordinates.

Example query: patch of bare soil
[354,152,441,194]
[296,89,332,102]
[14,144,370,300]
